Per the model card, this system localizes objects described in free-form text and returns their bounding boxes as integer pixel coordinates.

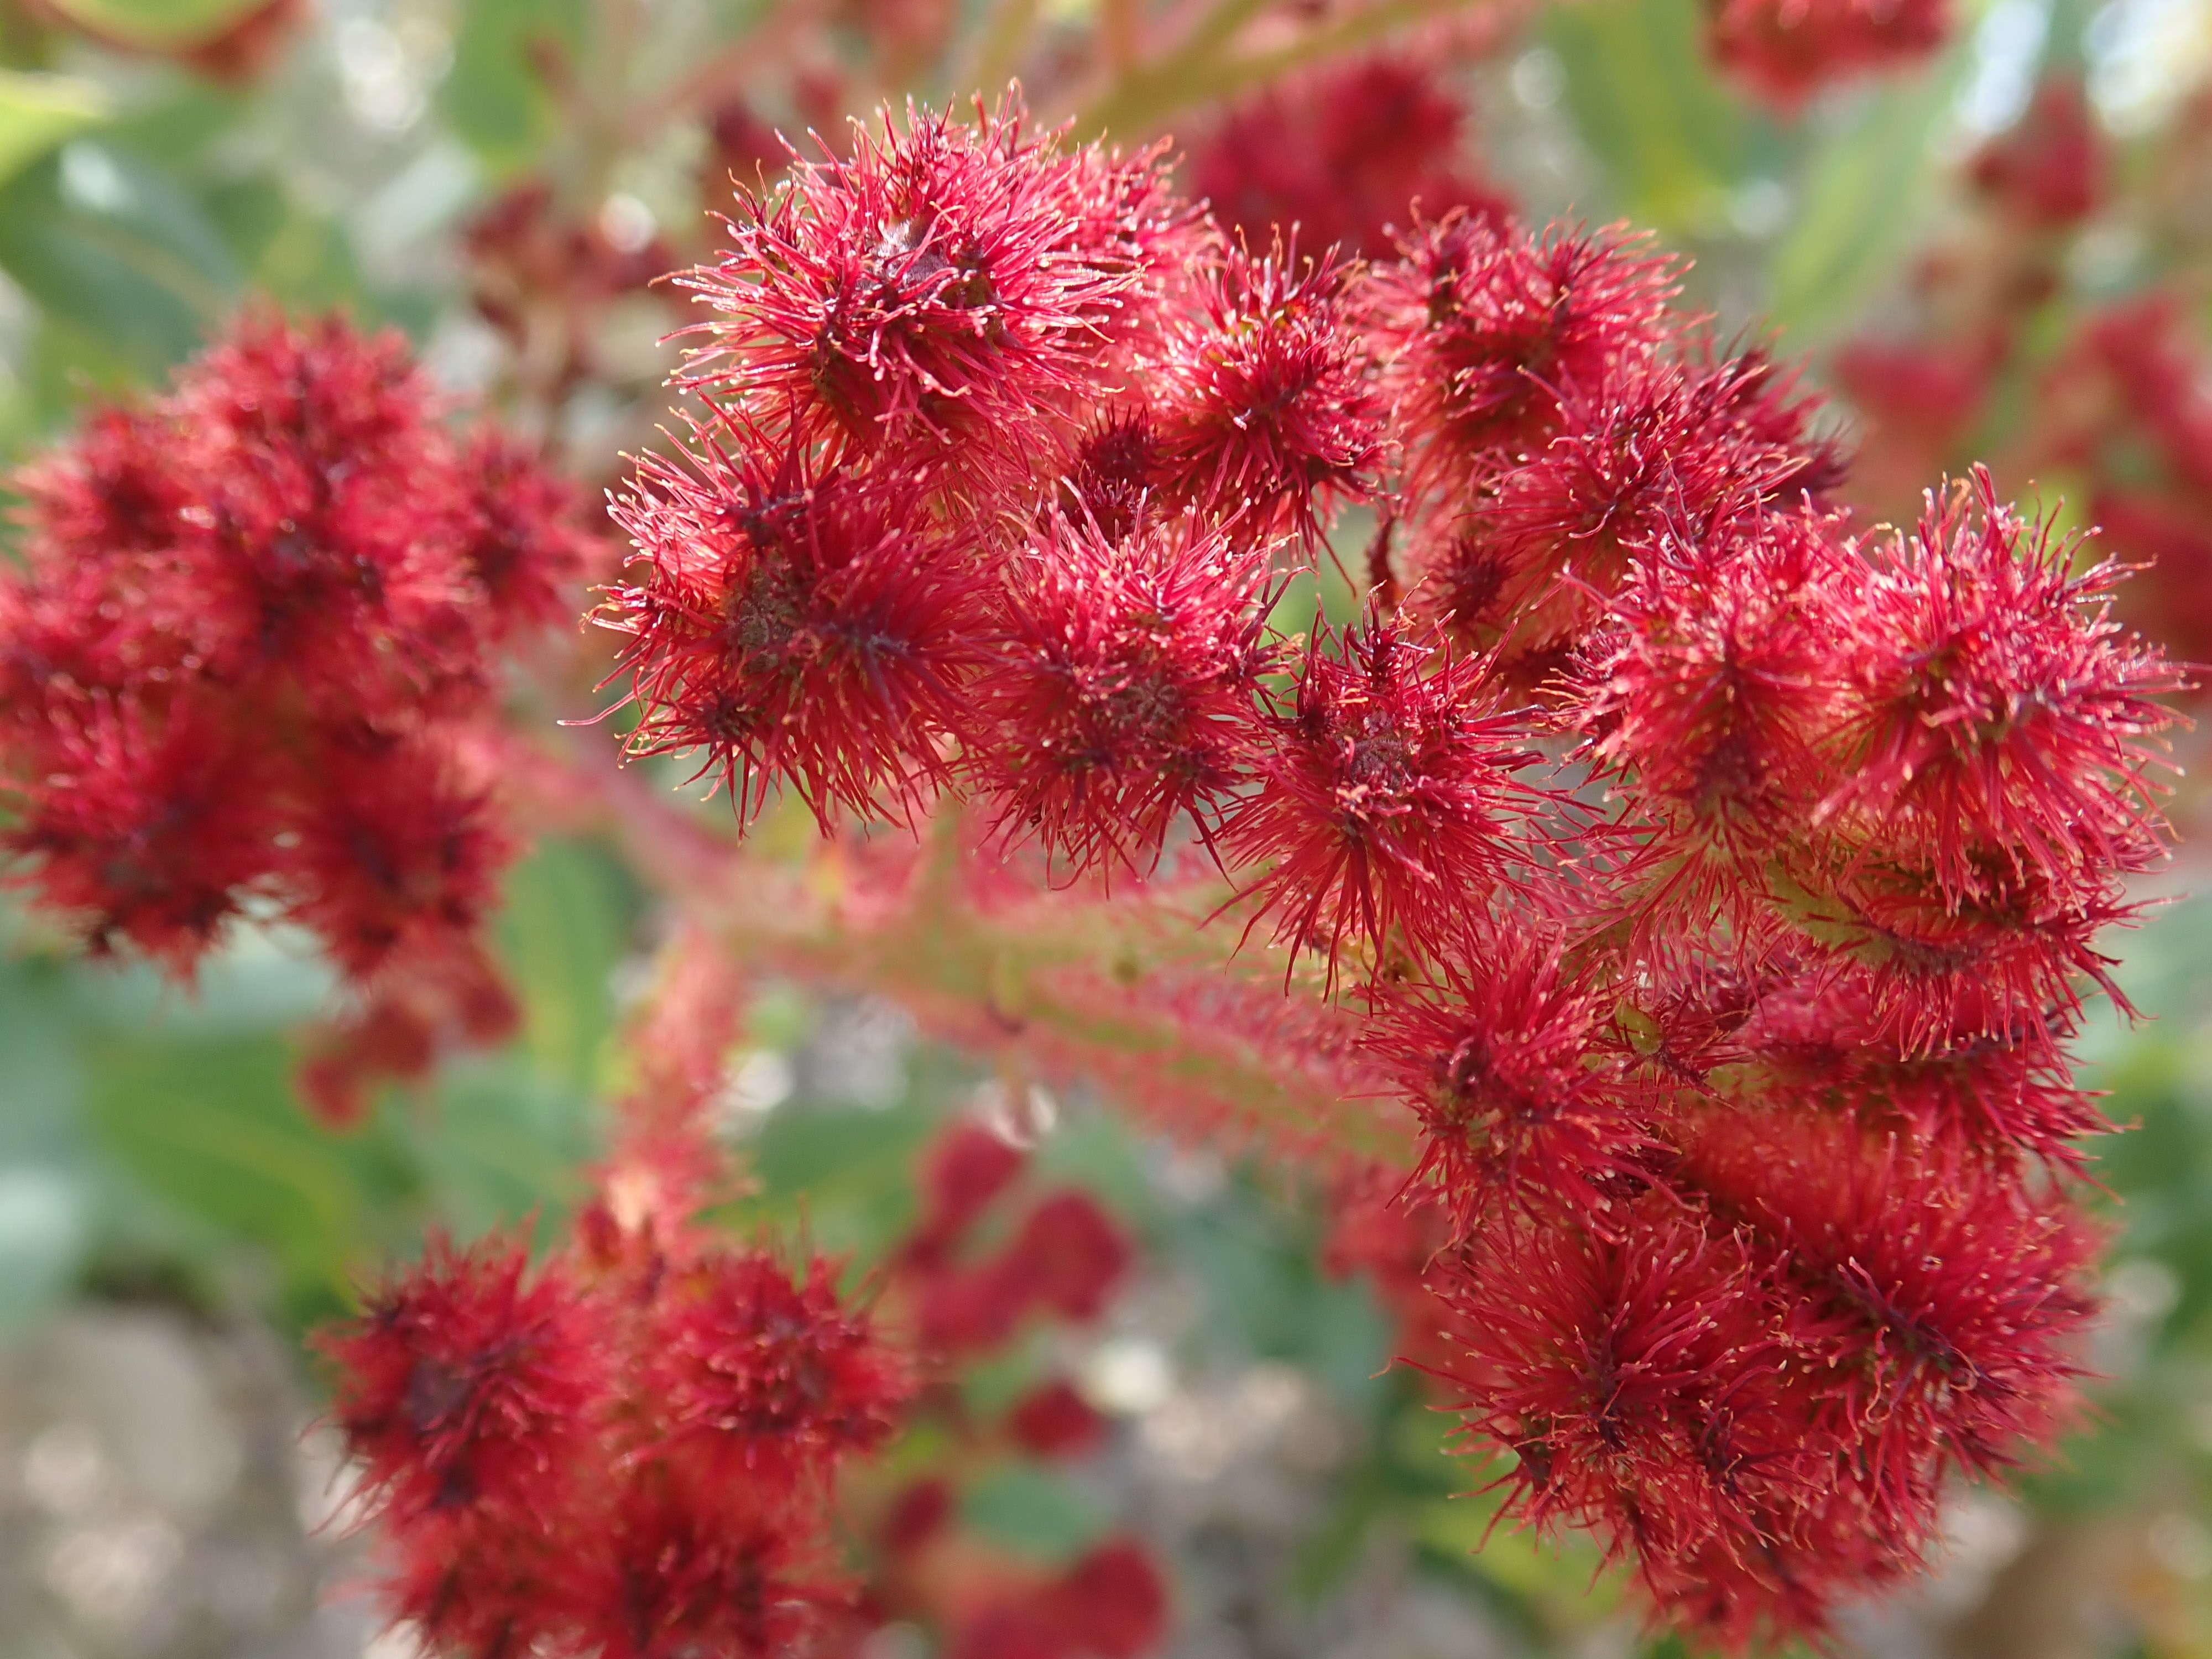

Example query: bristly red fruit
[1223,612,1554,977]
[674,92,1180,492]
[1358,215,1679,502]
[602,416,995,827]
[972,510,1278,877]
[1154,237,1386,538]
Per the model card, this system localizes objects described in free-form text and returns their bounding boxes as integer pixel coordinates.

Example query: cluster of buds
[592,92,2180,1649]
[0,315,591,1119]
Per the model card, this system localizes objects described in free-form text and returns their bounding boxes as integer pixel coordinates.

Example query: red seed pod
[972,510,1279,877]
[319,1237,612,1530]
[1222,611,1553,978]
[674,93,1164,493]
[1817,472,2182,906]
[602,419,997,827]
[1153,237,1386,538]
[648,1249,909,1490]
[1970,77,2107,229]
[1358,215,1679,501]
[1365,928,1660,1224]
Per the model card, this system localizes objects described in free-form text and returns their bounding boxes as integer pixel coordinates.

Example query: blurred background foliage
[3,0,2212,1656]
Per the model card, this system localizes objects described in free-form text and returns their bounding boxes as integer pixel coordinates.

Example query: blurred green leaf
[0,144,241,373]
[1543,0,1764,234]
[0,71,108,190]
[493,836,637,1092]
[441,0,589,174]
[1767,60,1969,341]
[960,1463,1109,1561]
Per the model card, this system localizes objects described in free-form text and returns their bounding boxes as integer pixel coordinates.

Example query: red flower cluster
[322,1223,907,1659]
[1704,0,1950,107]
[0,314,589,1119]
[596,95,2178,1649]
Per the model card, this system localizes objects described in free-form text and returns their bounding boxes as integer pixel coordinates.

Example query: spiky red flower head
[1056,408,1167,541]
[1358,215,1678,499]
[1705,0,1950,108]
[675,93,1151,487]
[1153,238,1385,538]
[1683,1110,2099,1526]
[1731,969,2104,1168]
[1367,928,1657,1223]
[1579,511,1845,870]
[972,511,1277,876]
[1435,1197,1843,1615]
[1223,613,1550,977]
[1818,470,2182,904]
[649,1250,909,1488]
[578,1469,854,1659]
[320,1237,610,1528]
[603,420,994,827]
[1188,56,1510,261]
[1408,349,1839,670]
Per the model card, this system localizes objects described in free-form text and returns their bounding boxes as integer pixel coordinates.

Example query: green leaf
[492,837,637,1092]
[1766,58,1971,341]
[959,1464,1109,1562]
[0,71,109,191]
[1542,0,1765,234]
[440,0,589,174]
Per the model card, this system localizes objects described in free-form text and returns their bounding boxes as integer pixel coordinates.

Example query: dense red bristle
[971,510,1277,877]
[1359,215,1679,501]
[1222,612,1556,978]
[602,419,995,827]
[1366,929,1660,1224]
[1153,237,1386,538]
[674,92,1161,491]
[1817,470,2182,905]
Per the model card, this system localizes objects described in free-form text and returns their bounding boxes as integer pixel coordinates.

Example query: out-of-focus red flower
[1970,78,2107,228]
[1188,58,1510,260]
[1007,1378,1108,1458]
[1705,0,1950,109]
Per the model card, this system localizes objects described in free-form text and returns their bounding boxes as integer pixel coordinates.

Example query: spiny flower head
[1818,469,2183,904]
[1683,1110,2099,1528]
[1359,215,1678,498]
[319,1236,611,1528]
[1366,928,1658,1223]
[675,93,1150,485]
[1223,612,1551,977]
[1436,1198,1836,1600]
[602,419,995,827]
[972,510,1278,876]
[1153,237,1386,537]
[649,1250,909,1486]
